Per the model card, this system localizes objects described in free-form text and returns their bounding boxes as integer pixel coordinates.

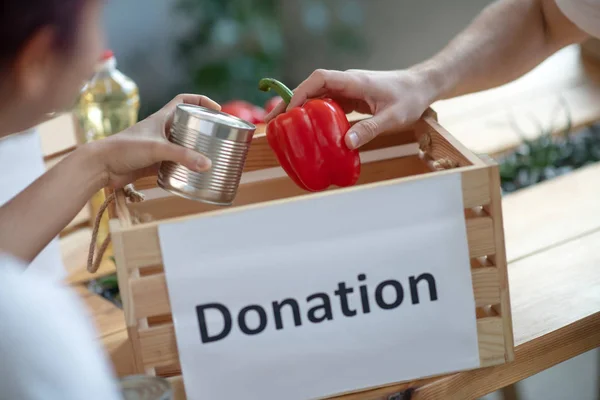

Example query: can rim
[176,103,257,131]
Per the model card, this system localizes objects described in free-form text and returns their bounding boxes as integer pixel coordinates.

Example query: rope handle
[87,184,145,273]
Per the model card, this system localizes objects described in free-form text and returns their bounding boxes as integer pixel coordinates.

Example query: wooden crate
[109,108,515,399]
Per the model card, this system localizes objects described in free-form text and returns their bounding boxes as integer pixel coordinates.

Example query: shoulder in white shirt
[0,254,122,400]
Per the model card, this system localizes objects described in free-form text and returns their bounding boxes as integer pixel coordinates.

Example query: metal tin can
[157,104,256,206]
[119,375,172,400]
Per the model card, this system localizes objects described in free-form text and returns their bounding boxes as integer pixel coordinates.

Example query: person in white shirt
[0,0,218,399]
[266,0,597,151]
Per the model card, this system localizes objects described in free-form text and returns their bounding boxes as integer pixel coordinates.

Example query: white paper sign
[159,173,479,400]
[0,129,65,281]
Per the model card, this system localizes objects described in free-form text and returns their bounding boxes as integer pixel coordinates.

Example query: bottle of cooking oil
[75,50,140,254]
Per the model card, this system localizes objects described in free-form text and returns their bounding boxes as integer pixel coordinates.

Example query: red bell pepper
[220,100,266,124]
[258,78,361,192]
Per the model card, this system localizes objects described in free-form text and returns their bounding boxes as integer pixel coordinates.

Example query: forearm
[413,0,589,100]
[0,144,107,263]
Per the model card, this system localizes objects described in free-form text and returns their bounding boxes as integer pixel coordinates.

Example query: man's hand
[265,69,437,150]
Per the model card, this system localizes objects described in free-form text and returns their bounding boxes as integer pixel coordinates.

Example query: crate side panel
[138,324,179,368]
[481,156,515,362]
[129,154,430,222]
[472,267,501,307]
[130,264,499,327]
[466,217,495,258]
[122,225,162,269]
[477,317,506,366]
[460,167,491,208]
[140,317,504,398]
[131,273,171,319]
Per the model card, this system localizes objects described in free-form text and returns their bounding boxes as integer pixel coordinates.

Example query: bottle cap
[100,49,114,61]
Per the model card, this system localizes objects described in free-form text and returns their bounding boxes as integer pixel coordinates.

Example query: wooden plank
[120,213,494,270]
[502,161,600,263]
[130,154,431,221]
[472,267,501,308]
[137,316,502,378]
[460,167,490,208]
[129,162,489,224]
[476,317,506,366]
[131,262,501,322]
[131,273,171,319]
[138,324,178,368]
[466,217,495,259]
[484,158,515,362]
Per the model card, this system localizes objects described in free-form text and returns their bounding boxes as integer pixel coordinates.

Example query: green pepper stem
[258,78,293,105]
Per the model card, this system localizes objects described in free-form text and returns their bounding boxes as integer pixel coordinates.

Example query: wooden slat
[460,167,490,208]
[129,154,430,221]
[476,317,506,366]
[138,324,178,367]
[131,264,501,321]
[136,316,501,376]
[129,161,490,224]
[120,212,494,271]
[131,273,171,319]
[480,155,515,362]
[466,217,495,259]
[472,267,501,308]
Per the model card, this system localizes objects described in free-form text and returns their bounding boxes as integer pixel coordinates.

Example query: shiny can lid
[173,104,256,143]
[119,375,172,400]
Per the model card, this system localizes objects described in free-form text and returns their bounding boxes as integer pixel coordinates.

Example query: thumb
[344,108,408,150]
[152,141,212,172]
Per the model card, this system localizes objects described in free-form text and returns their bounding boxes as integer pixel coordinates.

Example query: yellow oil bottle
[75,50,140,255]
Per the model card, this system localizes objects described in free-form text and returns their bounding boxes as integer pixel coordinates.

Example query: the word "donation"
[196,273,438,344]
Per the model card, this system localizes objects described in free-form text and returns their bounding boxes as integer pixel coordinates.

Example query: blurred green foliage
[173,0,366,107]
[499,100,600,193]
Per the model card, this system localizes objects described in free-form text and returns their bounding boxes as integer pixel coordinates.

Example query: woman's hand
[90,93,220,188]
[265,69,439,150]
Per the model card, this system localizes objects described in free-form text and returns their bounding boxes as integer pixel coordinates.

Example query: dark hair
[0,0,88,65]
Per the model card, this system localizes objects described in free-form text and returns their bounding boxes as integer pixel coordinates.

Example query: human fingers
[148,139,212,172]
[287,69,366,110]
[161,94,221,135]
[344,107,412,150]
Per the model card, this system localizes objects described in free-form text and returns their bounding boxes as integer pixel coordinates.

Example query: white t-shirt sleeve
[0,255,122,400]
[555,0,600,38]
